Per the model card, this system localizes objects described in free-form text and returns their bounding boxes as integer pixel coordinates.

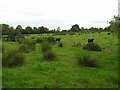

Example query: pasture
[2,32,119,88]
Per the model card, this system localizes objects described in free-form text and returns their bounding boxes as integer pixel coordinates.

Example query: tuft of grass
[47,37,55,44]
[18,38,27,44]
[41,42,56,61]
[76,54,99,67]
[19,40,36,53]
[2,49,25,67]
[83,43,101,51]
[43,50,56,61]
[41,42,51,53]
[36,37,45,43]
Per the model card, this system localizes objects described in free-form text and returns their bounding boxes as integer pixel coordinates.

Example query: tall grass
[76,54,99,67]
[83,43,101,51]
[2,49,25,67]
[19,40,36,53]
[41,42,56,61]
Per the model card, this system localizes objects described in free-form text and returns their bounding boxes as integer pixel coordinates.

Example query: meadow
[2,32,119,88]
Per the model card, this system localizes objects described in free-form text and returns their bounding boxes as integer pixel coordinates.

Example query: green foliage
[19,40,36,53]
[73,42,82,47]
[47,37,55,43]
[18,38,27,44]
[70,24,81,32]
[2,32,118,88]
[7,30,25,42]
[43,50,56,61]
[41,42,51,53]
[109,16,120,34]
[2,24,11,35]
[83,42,101,51]
[76,54,99,67]
[2,50,25,67]
[36,37,55,44]
[41,42,56,60]
[36,37,45,43]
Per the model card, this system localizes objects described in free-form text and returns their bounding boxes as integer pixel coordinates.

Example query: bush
[41,42,56,61]
[18,38,27,44]
[19,44,30,53]
[44,50,56,61]
[2,50,25,67]
[73,42,82,48]
[41,42,51,53]
[76,54,98,67]
[47,37,55,43]
[36,37,55,44]
[83,43,101,51]
[19,40,36,53]
[36,37,45,43]
[7,30,25,42]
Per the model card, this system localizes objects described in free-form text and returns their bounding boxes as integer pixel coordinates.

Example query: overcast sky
[0,0,118,30]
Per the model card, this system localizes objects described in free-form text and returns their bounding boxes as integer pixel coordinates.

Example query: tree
[16,25,23,33]
[33,27,38,34]
[57,27,60,32]
[2,24,10,35]
[109,16,120,34]
[38,26,49,33]
[7,30,24,41]
[70,24,81,32]
[25,26,33,34]
[16,25,22,30]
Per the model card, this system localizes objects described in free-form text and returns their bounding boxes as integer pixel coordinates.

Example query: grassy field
[2,32,119,88]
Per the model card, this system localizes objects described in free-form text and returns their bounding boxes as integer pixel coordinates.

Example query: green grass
[2,32,119,88]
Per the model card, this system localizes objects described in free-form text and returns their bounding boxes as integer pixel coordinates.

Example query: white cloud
[0,0,118,29]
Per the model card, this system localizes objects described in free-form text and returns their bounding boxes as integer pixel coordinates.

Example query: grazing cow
[88,39,94,43]
[107,33,110,35]
[56,38,61,42]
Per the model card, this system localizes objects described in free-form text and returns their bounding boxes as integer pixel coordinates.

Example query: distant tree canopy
[70,24,81,32]
[109,16,120,34]
[2,18,118,35]
[7,30,24,41]
[2,24,11,35]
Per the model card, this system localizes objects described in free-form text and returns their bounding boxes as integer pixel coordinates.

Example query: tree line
[1,16,119,35]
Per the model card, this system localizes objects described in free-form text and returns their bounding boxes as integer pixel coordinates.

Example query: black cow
[107,33,110,35]
[88,39,94,43]
[56,38,61,42]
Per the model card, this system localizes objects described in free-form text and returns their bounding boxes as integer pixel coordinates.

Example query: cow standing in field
[56,38,61,42]
[88,39,94,43]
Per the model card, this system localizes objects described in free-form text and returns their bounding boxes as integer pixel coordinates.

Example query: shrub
[76,54,98,67]
[7,30,25,42]
[36,37,45,43]
[41,42,56,61]
[2,50,25,67]
[47,37,55,43]
[44,50,56,61]
[19,40,36,53]
[31,37,35,39]
[18,38,27,44]
[83,43,101,51]
[73,42,82,48]
[41,42,51,53]
[19,44,30,53]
